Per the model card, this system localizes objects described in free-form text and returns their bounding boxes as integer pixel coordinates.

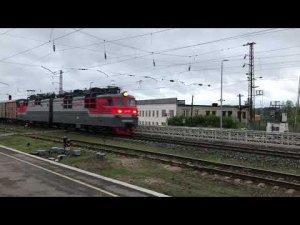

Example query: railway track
[22,133,300,191]
[1,125,300,160]
[57,130,300,160]
[129,134,300,160]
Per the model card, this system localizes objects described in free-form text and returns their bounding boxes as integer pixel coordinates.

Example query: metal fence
[137,125,300,148]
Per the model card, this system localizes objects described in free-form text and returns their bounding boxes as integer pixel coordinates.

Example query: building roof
[183,104,240,109]
[137,97,246,109]
[137,98,179,105]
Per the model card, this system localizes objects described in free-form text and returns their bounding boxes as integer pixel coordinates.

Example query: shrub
[167,115,240,129]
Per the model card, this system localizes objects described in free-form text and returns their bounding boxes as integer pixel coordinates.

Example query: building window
[162,109,167,117]
[149,110,151,117]
[161,122,166,126]
[152,122,154,125]
[142,111,144,117]
[169,110,174,117]
[156,122,159,125]
[271,125,279,131]
[156,110,159,117]
[212,111,216,115]
[183,109,189,117]
[228,111,232,116]
[152,110,155,117]
[242,112,246,119]
[145,111,148,117]
[206,111,210,116]
[222,111,226,116]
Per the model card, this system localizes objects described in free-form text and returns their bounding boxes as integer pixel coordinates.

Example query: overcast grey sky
[0,28,300,107]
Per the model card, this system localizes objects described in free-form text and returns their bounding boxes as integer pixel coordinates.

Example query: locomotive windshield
[128,99,136,106]
[114,99,125,106]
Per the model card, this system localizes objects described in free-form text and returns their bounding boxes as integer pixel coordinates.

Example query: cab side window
[107,99,113,106]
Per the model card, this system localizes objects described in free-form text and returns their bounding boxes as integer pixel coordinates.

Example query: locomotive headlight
[117,109,123,114]
[122,91,129,97]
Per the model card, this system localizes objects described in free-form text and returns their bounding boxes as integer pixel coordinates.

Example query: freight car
[0,100,17,122]
[1,87,138,135]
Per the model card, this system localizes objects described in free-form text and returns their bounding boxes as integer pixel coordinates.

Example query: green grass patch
[0,135,56,153]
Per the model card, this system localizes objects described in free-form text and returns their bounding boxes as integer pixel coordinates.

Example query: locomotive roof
[52,93,135,101]
[4,87,136,103]
[96,94,135,98]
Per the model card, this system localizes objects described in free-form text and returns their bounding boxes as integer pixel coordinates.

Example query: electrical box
[282,113,287,122]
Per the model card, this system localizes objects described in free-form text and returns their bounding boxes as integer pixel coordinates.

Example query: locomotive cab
[103,92,138,135]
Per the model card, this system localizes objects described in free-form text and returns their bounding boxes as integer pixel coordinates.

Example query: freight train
[0,87,138,135]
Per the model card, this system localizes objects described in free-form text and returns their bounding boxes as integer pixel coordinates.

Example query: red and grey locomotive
[0,87,138,135]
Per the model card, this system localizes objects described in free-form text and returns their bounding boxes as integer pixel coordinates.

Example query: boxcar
[6,101,17,120]
[0,102,6,120]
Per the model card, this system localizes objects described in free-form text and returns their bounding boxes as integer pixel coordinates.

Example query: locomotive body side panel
[19,99,50,122]
[52,95,138,128]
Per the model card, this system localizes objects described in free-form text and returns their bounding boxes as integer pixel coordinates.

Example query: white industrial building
[137,98,249,126]
[137,98,177,126]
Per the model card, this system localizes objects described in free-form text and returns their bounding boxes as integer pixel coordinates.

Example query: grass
[0,134,294,196]
[0,135,55,153]
[39,130,300,175]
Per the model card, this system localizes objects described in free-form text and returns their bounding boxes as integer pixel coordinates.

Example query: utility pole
[220,60,229,129]
[41,66,62,95]
[191,95,194,117]
[237,93,243,123]
[243,42,256,123]
[59,70,63,94]
[294,76,300,130]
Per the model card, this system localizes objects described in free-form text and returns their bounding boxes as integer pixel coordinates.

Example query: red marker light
[132,110,137,114]
[117,109,122,114]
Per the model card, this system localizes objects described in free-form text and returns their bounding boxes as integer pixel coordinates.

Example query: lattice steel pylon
[244,42,256,122]
[294,76,300,128]
[59,70,63,94]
